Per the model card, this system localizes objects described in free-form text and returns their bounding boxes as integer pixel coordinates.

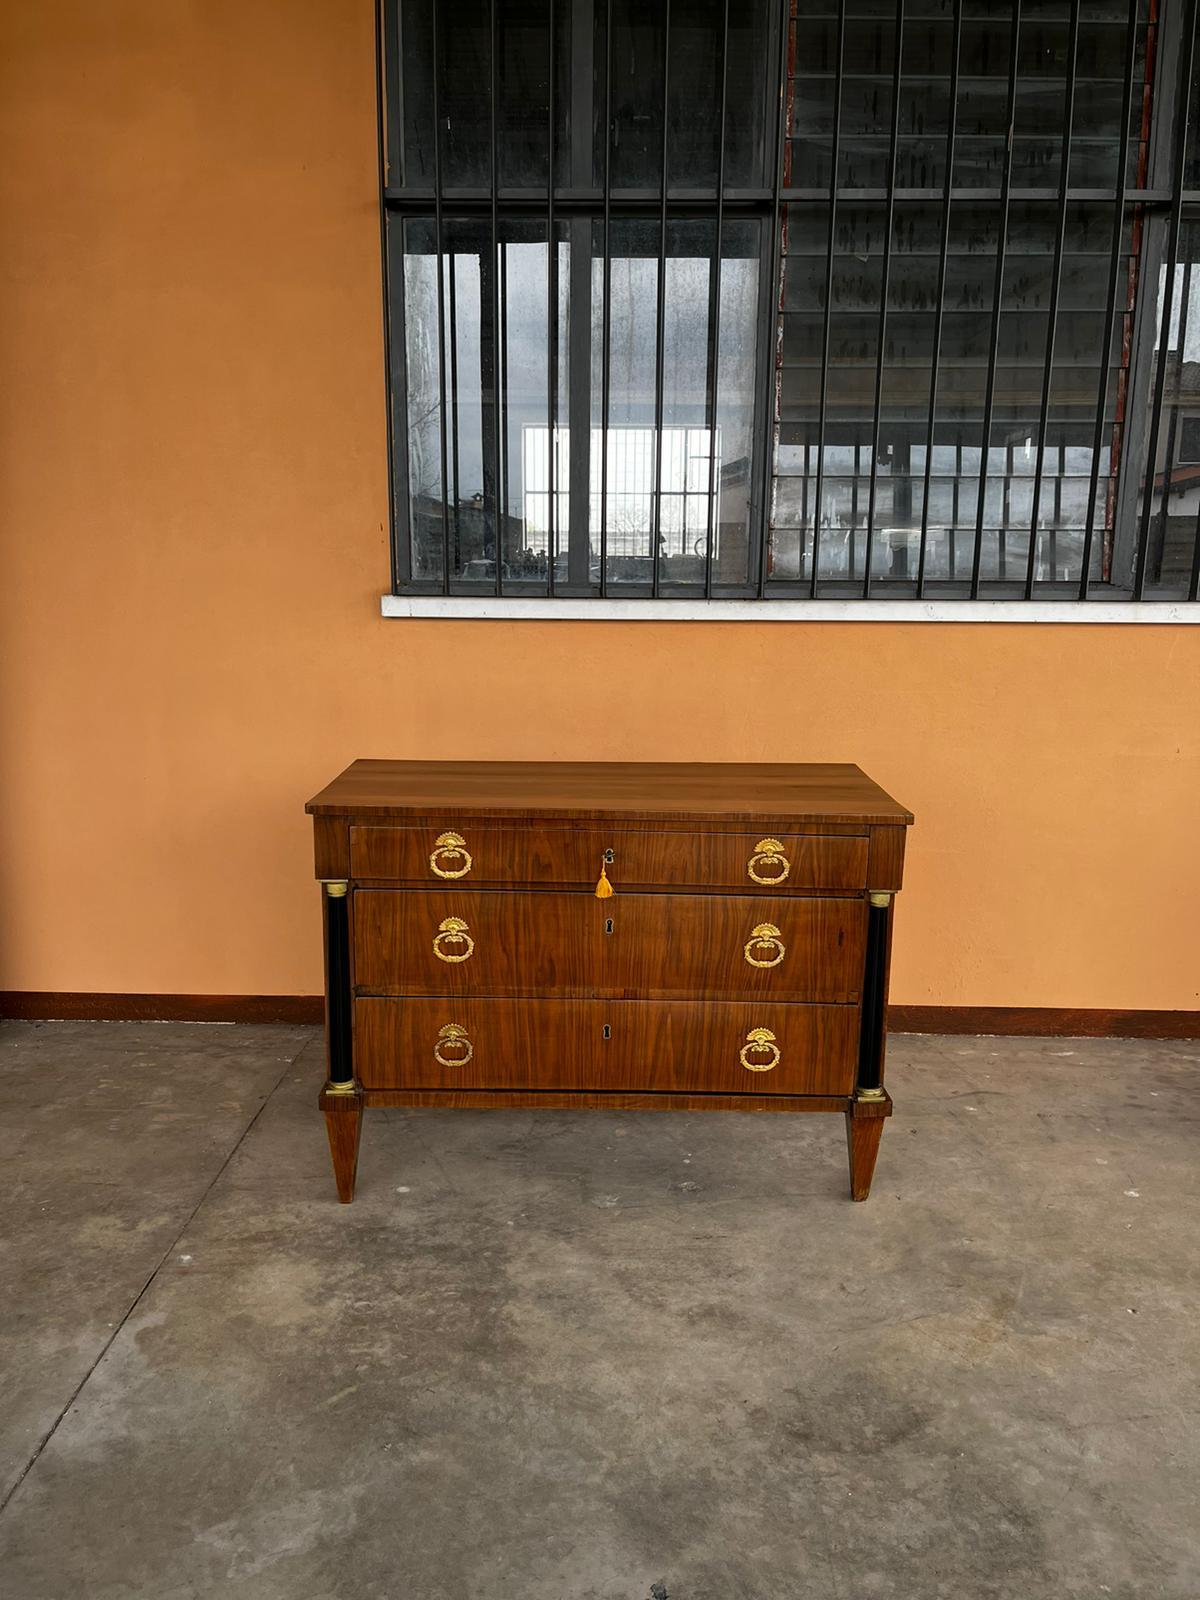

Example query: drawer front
[349,824,867,893]
[355,996,859,1097]
[353,890,866,1002]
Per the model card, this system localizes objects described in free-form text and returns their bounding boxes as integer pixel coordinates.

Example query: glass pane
[1129,232,1200,590]
[596,219,660,572]
[601,0,771,193]
[591,218,762,589]
[504,226,567,583]
[1186,10,1200,188]
[610,0,666,189]
[497,3,552,189]
[396,216,574,588]
[665,0,722,191]
[440,3,493,187]
[787,2,1150,195]
[724,4,772,188]
[391,0,573,192]
[398,216,449,581]
[397,217,493,585]
[391,0,435,188]
[773,190,1137,587]
[773,0,1153,595]
[712,221,764,585]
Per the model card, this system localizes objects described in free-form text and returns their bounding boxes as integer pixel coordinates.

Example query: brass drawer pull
[744,922,786,968]
[434,1023,473,1068]
[430,831,472,879]
[747,837,790,885]
[433,915,475,963]
[740,1026,781,1073]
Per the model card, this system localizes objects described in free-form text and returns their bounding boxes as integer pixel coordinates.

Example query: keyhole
[604,849,614,864]
[602,1024,611,1040]
[604,918,614,934]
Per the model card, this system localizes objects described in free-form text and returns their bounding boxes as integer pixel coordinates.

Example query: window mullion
[916,0,962,598]
[969,0,1022,600]
[430,1,451,593]
[599,0,614,597]
[863,0,907,599]
[1133,0,1197,595]
[754,0,791,597]
[488,0,504,595]
[650,0,672,601]
[703,0,731,603]
[808,0,846,597]
[1025,0,1082,598]
[567,218,594,589]
[567,0,596,590]
[1079,0,1143,598]
[546,3,558,595]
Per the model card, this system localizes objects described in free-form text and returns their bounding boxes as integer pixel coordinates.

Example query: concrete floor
[0,1025,1197,1600]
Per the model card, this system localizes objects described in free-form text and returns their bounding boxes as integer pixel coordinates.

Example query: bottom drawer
[355,996,860,1097]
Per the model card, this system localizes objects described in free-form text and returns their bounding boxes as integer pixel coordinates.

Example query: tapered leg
[321,1083,363,1203]
[845,1091,892,1201]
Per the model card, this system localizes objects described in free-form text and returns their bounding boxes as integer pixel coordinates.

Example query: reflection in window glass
[386,0,1199,601]
[523,426,717,560]
[1130,244,1200,588]
[389,0,771,593]
[773,0,1152,590]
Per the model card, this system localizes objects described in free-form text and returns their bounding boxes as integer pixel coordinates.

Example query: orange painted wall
[1,0,1197,1009]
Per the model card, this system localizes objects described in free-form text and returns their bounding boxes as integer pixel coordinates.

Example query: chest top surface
[305,760,912,827]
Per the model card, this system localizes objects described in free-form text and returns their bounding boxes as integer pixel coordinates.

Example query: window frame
[376,0,1200,619]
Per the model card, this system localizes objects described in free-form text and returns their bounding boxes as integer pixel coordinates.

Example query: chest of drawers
[306,760,912,1203]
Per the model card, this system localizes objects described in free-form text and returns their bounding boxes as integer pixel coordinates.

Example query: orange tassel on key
[595,860,614,899]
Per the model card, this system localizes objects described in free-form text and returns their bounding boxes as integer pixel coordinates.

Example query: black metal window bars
[380,0,1200,604]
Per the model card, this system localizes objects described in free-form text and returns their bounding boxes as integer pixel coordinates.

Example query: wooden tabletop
[306,761,912,826]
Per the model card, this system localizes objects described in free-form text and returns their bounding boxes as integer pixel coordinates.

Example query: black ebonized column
[856,892,890,1093]
[324,882,353,1085]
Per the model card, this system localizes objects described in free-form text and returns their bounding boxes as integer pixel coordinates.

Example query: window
[379,0,1200,608]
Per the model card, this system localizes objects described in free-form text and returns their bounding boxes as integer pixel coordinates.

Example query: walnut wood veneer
[306,760,912,1202]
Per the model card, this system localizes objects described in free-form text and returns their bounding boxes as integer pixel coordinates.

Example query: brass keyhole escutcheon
[747,837,791,885]
[744,922,786,968]
[739,1026,781,1073]
[604,918,614,934]
[432,915,475,962]
[433,1023,473,1068]
[430,830,473,879]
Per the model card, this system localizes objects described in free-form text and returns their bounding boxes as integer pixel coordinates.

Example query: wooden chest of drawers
[306,761,912,1203]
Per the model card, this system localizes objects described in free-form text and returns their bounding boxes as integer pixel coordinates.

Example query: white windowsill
[381,594,1200,623]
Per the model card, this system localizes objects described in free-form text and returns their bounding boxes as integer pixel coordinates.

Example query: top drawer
[348,824,867,893]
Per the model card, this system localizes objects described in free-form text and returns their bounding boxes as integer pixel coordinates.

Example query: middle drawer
[353,889,866,1003]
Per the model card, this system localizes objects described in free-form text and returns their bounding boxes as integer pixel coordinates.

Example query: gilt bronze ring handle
[433,1022,473,1067]
[747,837,791,885]
[739,1026,781,1072]
[433,915,475,962]
[744,922,786,968]
[430,831,473,879]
